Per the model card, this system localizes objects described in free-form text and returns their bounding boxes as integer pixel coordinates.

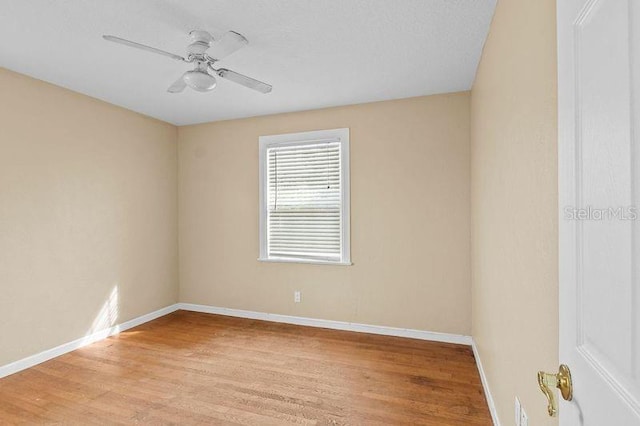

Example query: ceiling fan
[103,30,272,94]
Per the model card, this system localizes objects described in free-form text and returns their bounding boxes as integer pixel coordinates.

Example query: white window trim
[258,128,351,265]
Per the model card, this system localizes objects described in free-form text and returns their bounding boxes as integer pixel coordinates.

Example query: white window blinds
[259,129,350,265]
[267,141,341,261]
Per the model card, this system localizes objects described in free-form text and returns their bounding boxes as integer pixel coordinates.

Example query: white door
[558,0,640,425]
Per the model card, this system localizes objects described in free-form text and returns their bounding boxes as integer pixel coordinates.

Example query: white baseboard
[472,340,501,426]
[0,303,180,379]
[179,303,473,346]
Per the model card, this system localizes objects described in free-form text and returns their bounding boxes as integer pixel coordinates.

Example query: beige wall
[0,68,179,366]
[470,0,558,424]
[179,93,472,335]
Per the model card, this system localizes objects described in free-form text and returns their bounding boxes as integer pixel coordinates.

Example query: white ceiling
[0,0,496,126]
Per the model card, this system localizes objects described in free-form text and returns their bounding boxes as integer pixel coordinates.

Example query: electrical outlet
[294,291,301,303]
[520,407,528,426]
[515,397,521,426]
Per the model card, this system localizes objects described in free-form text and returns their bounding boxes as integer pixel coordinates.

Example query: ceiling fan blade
[167,75,187,93]
[215,68,272,94]
[103,35,186,62]
[207,31,248,60]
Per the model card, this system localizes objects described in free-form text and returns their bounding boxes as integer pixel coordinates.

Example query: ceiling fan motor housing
[188,30,214,55]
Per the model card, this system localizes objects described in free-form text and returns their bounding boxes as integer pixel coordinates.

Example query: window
[259,128,351,265]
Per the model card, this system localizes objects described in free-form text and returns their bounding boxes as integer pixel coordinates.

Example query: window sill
[258,257,353,266]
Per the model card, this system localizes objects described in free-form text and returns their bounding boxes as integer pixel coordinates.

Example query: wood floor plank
[0,311,492,425]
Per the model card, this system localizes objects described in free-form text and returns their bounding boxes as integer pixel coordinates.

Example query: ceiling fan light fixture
[183,70,217,92]
[103,30,271,94]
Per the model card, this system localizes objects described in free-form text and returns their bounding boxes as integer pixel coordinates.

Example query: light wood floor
[0,311,491,425]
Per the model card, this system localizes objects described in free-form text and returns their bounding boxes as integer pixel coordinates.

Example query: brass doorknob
[537,364,573,417]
